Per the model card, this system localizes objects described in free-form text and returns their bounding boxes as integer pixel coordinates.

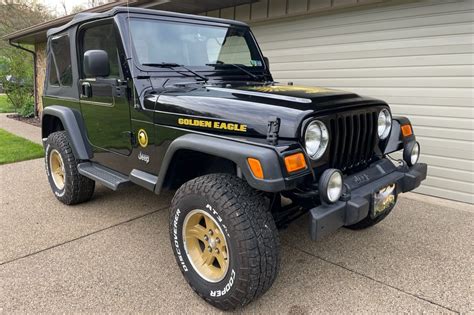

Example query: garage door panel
[416,138,473,160]
[267,44,472,64]
[427,165,474,183]
[413,126,473,141]
[390,105,474,118]
[415,185,473,204]
[382,96,474,107]
[271,54,473,70]
[288,77,471,88]
[257,12,473,44]
[408,116,473,130]
[263,35,472,57]
[273,66,473,78]
[261,23,472,50]
[420,155,474,172]
[254,1,474,36]
[276,66,474,79]
[321,87,473,98]
[424,176,473,194]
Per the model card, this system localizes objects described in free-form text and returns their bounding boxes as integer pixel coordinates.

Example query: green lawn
[0,94,15,113]
[0,128,44,165]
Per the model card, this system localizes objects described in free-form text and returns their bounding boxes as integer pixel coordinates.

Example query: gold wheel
[49,149,65,190]
[182,209,229,283]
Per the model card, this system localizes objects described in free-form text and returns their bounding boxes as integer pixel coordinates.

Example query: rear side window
[49,34,72,86]
[81,23,120,78]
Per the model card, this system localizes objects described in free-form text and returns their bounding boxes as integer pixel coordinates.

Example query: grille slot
[329,111,378,171]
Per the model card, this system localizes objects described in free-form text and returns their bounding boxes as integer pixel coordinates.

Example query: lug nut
[204,235,209,241]
[208,229,213,236]
[216,237,220,244]
[208,246,212,252]
[215,248,220,254]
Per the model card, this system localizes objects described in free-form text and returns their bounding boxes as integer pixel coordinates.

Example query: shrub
[0,50,35,117]
[18,97,35,117]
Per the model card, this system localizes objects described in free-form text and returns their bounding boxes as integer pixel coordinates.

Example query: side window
[48,57,59,85]
[48,34,72,86]
[81,23,120,78]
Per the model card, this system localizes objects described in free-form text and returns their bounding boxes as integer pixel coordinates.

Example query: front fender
[42,106,92,160]
[384,116,416,155]
[154,134,287,193]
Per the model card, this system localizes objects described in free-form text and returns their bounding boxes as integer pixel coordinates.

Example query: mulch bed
[6,114,41,127]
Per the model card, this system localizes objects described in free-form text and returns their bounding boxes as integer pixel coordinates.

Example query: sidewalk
[0,113,41,144]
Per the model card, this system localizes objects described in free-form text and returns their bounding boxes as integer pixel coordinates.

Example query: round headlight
[319,169,343,203]
[377,109,392,139]
[305,120,329,160]
[404,141,420,166]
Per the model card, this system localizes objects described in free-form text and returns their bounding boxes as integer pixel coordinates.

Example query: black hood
[146,84,387,139]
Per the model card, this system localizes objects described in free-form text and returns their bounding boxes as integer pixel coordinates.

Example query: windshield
[129,18,264,69]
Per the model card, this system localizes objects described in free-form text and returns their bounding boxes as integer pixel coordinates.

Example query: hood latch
[267,116,280,145]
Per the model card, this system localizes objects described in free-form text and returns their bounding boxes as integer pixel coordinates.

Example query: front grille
[328,110,378,172]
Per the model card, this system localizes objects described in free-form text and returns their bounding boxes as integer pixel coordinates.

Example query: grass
[0,128,44,165]
[0,94,15,113]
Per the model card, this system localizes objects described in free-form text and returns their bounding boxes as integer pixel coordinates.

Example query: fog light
[403,141,420,167]
[319,169,343,203]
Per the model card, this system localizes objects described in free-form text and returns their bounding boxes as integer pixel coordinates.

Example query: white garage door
[250,0,474,203]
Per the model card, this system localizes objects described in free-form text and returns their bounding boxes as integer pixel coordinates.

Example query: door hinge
[122,131,136,146]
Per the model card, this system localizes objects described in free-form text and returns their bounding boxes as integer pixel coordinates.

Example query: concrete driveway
[0,158,472,313]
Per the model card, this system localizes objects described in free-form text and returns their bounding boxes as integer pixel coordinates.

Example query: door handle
[81,82,92,98]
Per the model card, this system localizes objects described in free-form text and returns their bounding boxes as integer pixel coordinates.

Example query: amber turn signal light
[284,153,307,173]
[401,124,413,137]
[247,158,264,179]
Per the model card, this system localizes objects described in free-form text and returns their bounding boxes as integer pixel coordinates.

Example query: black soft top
[47,6,249,37]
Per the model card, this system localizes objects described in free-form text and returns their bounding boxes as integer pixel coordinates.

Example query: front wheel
[169,174,280,310]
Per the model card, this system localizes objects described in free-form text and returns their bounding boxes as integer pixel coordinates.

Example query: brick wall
[35,41,47,114]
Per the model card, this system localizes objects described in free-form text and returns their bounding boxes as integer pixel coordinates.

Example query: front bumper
[309,159,427,240]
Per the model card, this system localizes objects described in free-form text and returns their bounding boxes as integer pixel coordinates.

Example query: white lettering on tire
[45,144,51,174]
[173,208,188,272]
[210,269,236,297]
[205,204,230,237]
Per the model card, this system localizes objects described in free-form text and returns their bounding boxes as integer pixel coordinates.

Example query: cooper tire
[45,131,95,205]
[169,174,280,310]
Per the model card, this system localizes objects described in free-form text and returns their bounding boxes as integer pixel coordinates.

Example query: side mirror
[263,56,270,70]
[83,50,110,77]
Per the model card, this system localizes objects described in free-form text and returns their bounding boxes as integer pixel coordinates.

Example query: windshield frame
[121,14,268,76]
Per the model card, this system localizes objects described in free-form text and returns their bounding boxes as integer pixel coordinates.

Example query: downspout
[8,40,38,117]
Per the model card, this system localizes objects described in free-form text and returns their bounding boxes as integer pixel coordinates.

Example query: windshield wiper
[206,62,263,81]
[142,62,208,82]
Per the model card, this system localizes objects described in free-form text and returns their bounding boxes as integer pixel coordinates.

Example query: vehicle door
[78,20,132,155]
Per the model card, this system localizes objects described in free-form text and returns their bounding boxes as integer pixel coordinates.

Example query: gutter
[8,40,38,117]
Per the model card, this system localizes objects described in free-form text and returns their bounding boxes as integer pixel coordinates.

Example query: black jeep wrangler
[42,7,427,310]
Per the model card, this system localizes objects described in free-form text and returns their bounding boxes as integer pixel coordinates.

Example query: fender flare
[42,106,92,160]
[154,133,286,193]
[384,116,416,154]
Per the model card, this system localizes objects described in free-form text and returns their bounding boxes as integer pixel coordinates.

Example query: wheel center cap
[208,238,216,249]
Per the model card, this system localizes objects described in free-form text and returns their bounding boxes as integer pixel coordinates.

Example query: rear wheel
[169,174,280,310]
[45,131,95,205]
